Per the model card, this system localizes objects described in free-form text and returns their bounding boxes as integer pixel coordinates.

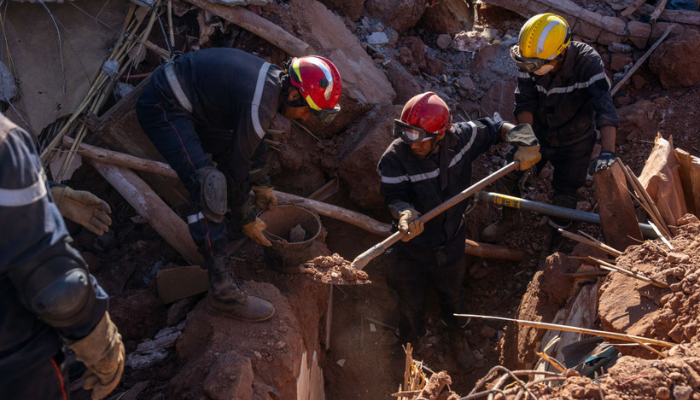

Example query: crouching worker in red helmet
[136,49,342,321]
[377,92,540,378]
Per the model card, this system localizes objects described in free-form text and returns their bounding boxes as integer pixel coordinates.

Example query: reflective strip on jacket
[514,41,619,147]
[377,119,501,249]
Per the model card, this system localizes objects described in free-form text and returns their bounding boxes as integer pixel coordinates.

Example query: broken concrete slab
[365,0,427,34]
[420,0,473,34]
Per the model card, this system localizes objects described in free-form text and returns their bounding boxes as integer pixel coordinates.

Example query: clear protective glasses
[510,46,558,73]
[393,115,451,144]
[311,104,341,125]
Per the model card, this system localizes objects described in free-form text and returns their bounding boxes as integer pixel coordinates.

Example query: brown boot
[480,208,519,243]
[448,331,476,372]
[206,257,275,322]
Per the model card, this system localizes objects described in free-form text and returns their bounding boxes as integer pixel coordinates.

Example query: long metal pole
[478,192,657,238]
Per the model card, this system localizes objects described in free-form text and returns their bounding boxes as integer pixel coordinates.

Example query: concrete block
[550,0,583,19]
[578,9,604,27]
[597,30,623,46]
[627,21,651,48]
[525,0,550,15]
[601,16,627,35]
[572,19,603,42]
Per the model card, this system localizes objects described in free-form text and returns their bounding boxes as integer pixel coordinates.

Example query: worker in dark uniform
[0,113,124,400]
[482,13,619,244]
[377,92,541,376]
[136,48,342,322]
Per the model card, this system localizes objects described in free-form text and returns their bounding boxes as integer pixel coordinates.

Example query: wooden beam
[636,4,700,26]
[62,136,178,179]
[593,161,643,251]
[184,0,313,56]
[274,191,392,237]
[90,160,203,266]
[464,239,524,261]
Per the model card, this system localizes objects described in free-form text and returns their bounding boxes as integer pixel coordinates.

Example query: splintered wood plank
[594,161,643,251]
[675,148,700,217]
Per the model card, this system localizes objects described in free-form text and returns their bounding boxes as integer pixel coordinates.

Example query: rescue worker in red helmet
[377,92,541,378]
[136,48,342,322]
[482,13,619,246]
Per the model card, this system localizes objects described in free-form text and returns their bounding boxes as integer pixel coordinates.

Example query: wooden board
[675,148,700,217]
[638,135,687,227]
[594,161,643,251]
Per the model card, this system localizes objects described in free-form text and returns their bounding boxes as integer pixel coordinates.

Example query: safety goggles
[510,46,558,73]
[311,104,341,125]
[393,116,451,144]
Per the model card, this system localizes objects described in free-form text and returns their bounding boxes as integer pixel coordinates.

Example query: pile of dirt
[599,217,700,358]
[525,343,700,400]
[301,254,371,285]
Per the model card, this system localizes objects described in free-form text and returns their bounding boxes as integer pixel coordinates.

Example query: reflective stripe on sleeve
[251,62,271,139]
[0,169,47,207]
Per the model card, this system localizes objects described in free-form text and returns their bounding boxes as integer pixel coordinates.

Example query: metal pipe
[478,192,657,238]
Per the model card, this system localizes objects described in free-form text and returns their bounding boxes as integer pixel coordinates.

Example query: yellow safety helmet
[518,13,571,60]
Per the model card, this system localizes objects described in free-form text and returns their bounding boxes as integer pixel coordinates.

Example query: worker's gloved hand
[514,145,542,171]
[242,217,273,247]
[67,313,125,400]
[398,208,424,242]
[505,124,541,171]
[251,186,277,210]
[51,186,112,236]
[589,151,616,175]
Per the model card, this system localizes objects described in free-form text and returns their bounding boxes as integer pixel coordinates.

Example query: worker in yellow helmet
[482,13,619,250]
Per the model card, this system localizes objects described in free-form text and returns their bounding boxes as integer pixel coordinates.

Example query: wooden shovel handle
[351,162,520,270]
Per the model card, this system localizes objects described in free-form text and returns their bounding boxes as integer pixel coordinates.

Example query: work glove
[67,313,125,400]
[398,208,424,242]
[51,186,112,236]
[589,151,616,175]
[242,217,273,247]
[251,186,277,210]
[506,124,541,171]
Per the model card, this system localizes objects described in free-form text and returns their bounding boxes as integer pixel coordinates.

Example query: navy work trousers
[1,353,69,400]
[385,225,469,342]
[136,86,227,260]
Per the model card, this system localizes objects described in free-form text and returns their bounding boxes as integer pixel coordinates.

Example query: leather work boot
[448,331,476,372]
[481,208,519,243]
[206,257,276,322]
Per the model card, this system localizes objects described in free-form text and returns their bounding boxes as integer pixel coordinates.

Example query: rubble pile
[302,254,371,285]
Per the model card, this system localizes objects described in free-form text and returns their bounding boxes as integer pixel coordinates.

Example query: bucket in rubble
[258,204,322,273]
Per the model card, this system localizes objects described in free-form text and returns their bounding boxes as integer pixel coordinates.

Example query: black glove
[491,112,506,134]
[505,124,539,147]
[589,151,616,174]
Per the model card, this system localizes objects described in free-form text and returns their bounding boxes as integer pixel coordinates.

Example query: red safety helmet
[395,92,452,143]
[288,56,342,125]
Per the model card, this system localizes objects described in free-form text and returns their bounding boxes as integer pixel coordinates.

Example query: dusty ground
[55,0,700,399]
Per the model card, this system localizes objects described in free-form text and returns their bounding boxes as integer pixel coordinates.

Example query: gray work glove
[589,151,616,174]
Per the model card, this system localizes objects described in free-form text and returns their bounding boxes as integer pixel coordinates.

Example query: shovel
[350,161,521,271]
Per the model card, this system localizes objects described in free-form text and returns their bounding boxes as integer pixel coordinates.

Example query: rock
[167,297,196,326]
[289,224,306,242]
[615,101,660,144]
[479,325,496,338]
[367,31,389,45]
[317,0,364,21]
[110,289,166,341]
[274,340,287,349]
[419,0,471,33]
[479,80,517,119]
[203,353,255,400]
[673,386,692,400]
[452,31,488,52]
[437,34,452,49]
[656,386,671,400]
[667,252,690,264]
[481,27,499,42]
[457,76,475,90]
[365,0,427,34]
[338,104,404,209]
[610,52,633,72]
[627,20,651,49]
[678,214,700,225]
[669,371,683,379]
[650,30,700,89]
[632,74,648,90]
[402,36,427,71]
[385,62,423,104]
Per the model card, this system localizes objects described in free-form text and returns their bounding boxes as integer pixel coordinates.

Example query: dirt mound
[524,343,700,400]
[599,219,700,357]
